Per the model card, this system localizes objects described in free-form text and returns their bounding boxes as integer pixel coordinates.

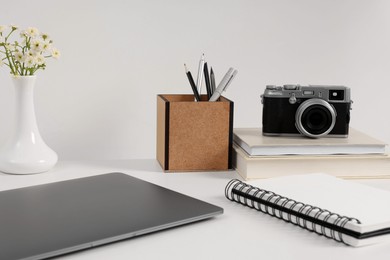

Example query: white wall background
[1,0,390,160]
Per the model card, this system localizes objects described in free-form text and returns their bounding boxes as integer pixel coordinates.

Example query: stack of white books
[233,128,390,180]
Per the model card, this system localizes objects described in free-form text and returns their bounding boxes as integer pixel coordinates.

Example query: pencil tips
[184,53,237,102]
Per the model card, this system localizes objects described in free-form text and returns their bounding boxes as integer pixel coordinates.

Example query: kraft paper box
[156,94,234,171]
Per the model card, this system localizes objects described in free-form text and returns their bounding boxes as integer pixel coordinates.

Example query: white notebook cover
[245,174,390,246]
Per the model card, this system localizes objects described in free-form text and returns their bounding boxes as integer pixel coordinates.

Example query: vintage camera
[261,85,352,138]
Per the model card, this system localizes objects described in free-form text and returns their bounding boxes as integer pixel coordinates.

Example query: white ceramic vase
[0,76,58,174]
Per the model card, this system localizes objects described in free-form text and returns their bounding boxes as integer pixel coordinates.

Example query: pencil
[184,64,201,102]
[210,67,216,95]
[204,62,212,100]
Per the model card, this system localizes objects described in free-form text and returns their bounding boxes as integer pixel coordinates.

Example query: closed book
[225,173,390,246]
[233,144,390,180]
[233,128,387,156]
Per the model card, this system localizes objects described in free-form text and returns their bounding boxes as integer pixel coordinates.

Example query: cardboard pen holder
[156,94,234,171]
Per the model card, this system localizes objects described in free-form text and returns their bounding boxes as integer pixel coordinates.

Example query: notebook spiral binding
[225,179,361,244]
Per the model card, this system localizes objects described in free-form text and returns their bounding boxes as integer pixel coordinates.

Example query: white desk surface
[1,160,390,260]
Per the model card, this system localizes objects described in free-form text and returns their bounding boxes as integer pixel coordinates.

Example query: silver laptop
[0,172,223,260]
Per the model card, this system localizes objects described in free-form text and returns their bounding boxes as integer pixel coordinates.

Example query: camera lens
[303,106,331,133]
[295,99,336,138]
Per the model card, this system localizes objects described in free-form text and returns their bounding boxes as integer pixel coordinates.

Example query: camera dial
[283,84,298,90]
[295,99,336,138]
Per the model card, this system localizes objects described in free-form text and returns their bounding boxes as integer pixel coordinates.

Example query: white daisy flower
[51,48,61,59]
[42,41,52,52]
[25,27,39,38]
[24,51,34,58]
[31,39,43,53]
[19,30,27,38]
[0,25,6,33]
[35,54,45,65]
[10,25,19,30]
[14,51,24,63]
[24,55,36,67]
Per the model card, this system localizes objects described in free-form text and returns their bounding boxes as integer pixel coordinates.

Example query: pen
[209,68,238,102]
[184,64,201,102]
[196,53,205,96]
[223,69,238,91]
[210,67,216,96]
[204,62,212,100]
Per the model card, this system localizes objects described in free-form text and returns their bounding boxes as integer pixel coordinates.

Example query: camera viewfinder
[329,90,345,101]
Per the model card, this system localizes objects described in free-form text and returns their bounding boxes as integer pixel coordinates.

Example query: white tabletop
[1,160,390,260]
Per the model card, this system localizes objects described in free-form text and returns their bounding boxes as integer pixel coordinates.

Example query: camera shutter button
[289,93,297,104]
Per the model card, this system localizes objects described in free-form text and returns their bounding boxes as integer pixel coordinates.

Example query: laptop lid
[0,172,223,260]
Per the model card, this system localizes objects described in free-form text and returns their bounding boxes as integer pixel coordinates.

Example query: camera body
[261,85,352,138]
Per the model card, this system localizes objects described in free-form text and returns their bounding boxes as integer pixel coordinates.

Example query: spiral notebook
[225,173,390,247]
